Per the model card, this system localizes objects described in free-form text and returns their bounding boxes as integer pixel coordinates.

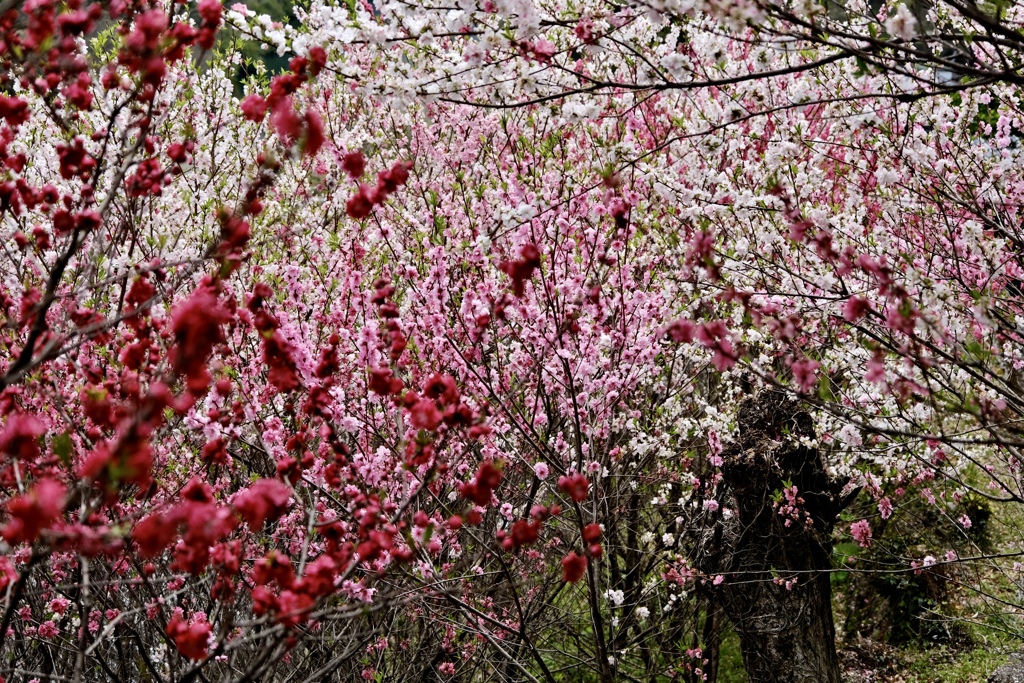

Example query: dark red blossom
[423,373,459,405]
[241,94,269,123]
[253,551,295,588]
[460,460,503,506]
[376,162,410,194]
[303,110,324,157]
[171,287,230,392]
[271,96,303,143]
[499,244,541,297]
[369,368,404,396]
[264,334,302,393]
[166,614,211,660]
[558,473,589,503]
[0,97,30,127]
[843,296,871,322]
[197,0,223,27]
[345,161,411,218]
[665,319,695,343]
[695,320,738,371]
[561,551,587,583]
[57,138,96,180]
[125,276,156,311]
[357,529,395,563]
[201,438,229,465]
[342,151,366,179]
[0,413,45,461]
[505,518,541,549]
[315,339,340,378]
[306,45,327,73]
[234,479,292,531]
[2,479,65,544]
[133,513,175,558]
[346,185,374,219]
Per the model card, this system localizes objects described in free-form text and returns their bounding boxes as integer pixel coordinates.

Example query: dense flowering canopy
[1,0,1023,680]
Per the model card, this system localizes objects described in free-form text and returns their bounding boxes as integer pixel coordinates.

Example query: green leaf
[52,432,73,467]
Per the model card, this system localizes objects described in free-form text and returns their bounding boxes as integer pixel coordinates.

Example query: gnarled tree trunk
[696,391,852,683]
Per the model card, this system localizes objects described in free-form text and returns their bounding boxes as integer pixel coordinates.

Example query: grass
[897,642,1014,683]
[708,614,1018,683]
[717,627,747,682]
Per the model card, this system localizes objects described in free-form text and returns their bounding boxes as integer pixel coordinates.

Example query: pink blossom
[37,620,59,638]
[790,358,821,394]
[850,519,872,548]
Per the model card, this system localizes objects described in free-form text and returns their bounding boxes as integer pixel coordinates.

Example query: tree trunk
[695,390,850,683]
[701,601,722,683]
[719,566,840,683]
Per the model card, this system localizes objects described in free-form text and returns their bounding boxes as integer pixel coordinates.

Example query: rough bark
[695,390,850,683]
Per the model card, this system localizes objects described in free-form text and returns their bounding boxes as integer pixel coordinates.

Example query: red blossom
[201,438,229,465]
[2,479,65,544]
[166,614,211,660]
[303,110,324,157]
[558,473,589,503]
[233,479,293,531]
[241,95,269,123]
[342,151,366,179]
[408,398,442,431]
[369,368,404,396]
[843,296,871,323]
[498,244,541,297]
[253,551,295,588]
[695,320,737,371]
[665,319,695,343]
[0,96,30,127]
[197,0,223,27]
[423,373,459,405]
[507,518,541,549]
[376,162,410,194]
[0,557,16,592]
[346,185,375,219]
[132,513,175,558]
[561,551,587,583]
[264,333,302,393]
[271,96,303,143]
[315,342,340,378]
[171,286,230,392]
[460,460,503,506]
[276,589,314,627]
[125,276,156,311]
[308,46,328,75]
[0,413,45,461]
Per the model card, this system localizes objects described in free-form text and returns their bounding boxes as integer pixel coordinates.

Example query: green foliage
[717,627,748,683]
[837,486,986,646]
[231,0,302,92]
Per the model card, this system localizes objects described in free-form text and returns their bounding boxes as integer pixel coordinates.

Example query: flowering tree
[273,0,1024,678]
[3,0,1024,682]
